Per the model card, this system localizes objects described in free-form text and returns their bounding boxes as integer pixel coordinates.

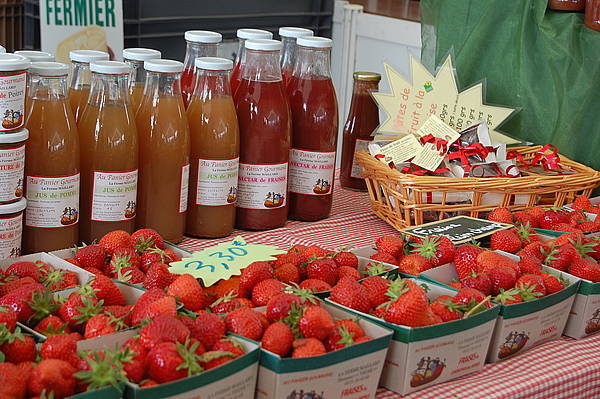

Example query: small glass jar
[585,0,600,31]
[15,51,54,62]
[0,54,30,132]
[0,197,26,258]
[0,129,27,204]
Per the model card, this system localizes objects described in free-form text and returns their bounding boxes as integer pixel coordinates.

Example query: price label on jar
[91,170,138,222]
[0,72,27,132]
[0,212,22,259]
[289,149,335,196]
[25,174,80,228]
[168,236,286,287]
[0,144,25,203]
[237,162,287,210]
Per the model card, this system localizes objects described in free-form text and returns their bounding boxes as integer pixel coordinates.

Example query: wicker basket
[355,145,600,230]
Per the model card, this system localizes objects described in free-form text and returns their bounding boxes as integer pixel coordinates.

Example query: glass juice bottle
[78,61,138,243]
[230,28,273,95]
[181,30,222,108]
[340,72,381,191]
[234,39,291,230]
[287,37,338,221]
[17,51,54,118]
[279,27,313,87]
[23,62,80,252]
[68,50,109,123]
[123,48,161,113]
[136,59,190,243]
[186,57,239,238]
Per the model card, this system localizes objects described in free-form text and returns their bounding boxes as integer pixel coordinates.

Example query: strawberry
[375,236,405,258]
[518,241,545,261]
[477,251,518,274]
[211,337,245,356]
[74,245,107,270]
[0,305,17,332]
[6,261,40,281]
[518,255,543,275]
[210,295,253,314]
[304,245,327,260]
[132,228,165,252]
[0,282,45,322]
[453,244,484,280]
[411,236,455,267]
[541,273,566,294]
[495,288,523,305]
[121,339,148,383]
[305,258,339,286]
[58,290,103,331]
[40,335,80,367]
[299,279,332,293]
[572,195,592,211]
[430,295,465,321]
[516,274,547,299]
[333,251,359,268]
[299,305,335,340]
[0,327,36,363]
[552,223,583,234]
[325,321,365,351]
[103,305,132,324]
[539,209,569,230]
[569,211,588,226]
[64,257,80,266]
[251,279,286,306]
[568,258,600,282]
[240,261,273,292]
[274,263,301,284]
[84,313,125,339]
[131,288,170,325]
[225,308,264,341]
[369,252,399,266]
[554,232,584,248]
[0,363,26,399]
[199,350,237,370]
[34,315,71,336]
[292,338,326,358]
[361,275,390,308]
[266,292,315,323]
[452,287,491,309]
[461,272,492,295]
[330,277,371,313]
[337,265,360,280]
[578,221,600,233]
[207,276,244,299]
[490,229,522,253]
[273,252,305,268]
[143,263,175,289]
[106,247,140,274]
[543,243,579,271]
[194,313,226,349]
[398,254,432,275]
[167,274,207,312]
[382,281,431,327]
[146,340,203,383]
[0,276,36,296]
[526,206,546,225]
[514,223,540,246]
[140,247,176,273]
[448,282,463,290]
[487,207,513,224]
[98,230,135,255]
[261,321,294,357]
[488,266,517,295]
[28,359,77,398]
[41,269,79,291]
[588,206,600,215]
[514,211,538,228]
[84,267,105,276]
[90,275,126,306]
[139,314,190,349]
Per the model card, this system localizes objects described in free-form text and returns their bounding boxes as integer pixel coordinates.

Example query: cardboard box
[326,279,500,395]
[255,303,393,399]
[420,260,579,363]
[557,273,600,339]
[0,252,94,287]
[352,245,401,271]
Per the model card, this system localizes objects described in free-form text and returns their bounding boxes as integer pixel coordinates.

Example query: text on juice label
[179,163,190,213]
[196,158,239,207]
[0,72,27,132]
[25,174,80,228]
[289,149,335,196]
[351,139,371,178]
[0,144,25,203]
[0,213,22,259]
[237,162,288,210]
[91,170,138,222]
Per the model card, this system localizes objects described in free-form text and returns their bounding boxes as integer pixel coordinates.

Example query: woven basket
[355,145,600,230]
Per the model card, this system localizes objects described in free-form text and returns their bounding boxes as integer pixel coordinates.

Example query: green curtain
[420,0,600,170]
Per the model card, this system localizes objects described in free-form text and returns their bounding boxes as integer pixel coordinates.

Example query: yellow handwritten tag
[378,134,423,164]
[168,236,287,287]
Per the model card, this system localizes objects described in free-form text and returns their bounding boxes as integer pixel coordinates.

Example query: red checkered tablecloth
[178,174,600,399]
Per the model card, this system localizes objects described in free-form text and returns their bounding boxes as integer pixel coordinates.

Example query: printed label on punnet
[25,174,80,228]
[237,162,287,210]
[196,158,239,206]
[91,170,138,222]
[289,149,335,196]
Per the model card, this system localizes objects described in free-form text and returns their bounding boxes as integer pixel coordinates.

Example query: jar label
[0,72,27,132]
[237,162,287,210]
[25,174,80,228]
[0,144,25,203]
[92,170,138,222]
[289,149,335,196]
[179,163,190,213]
[351,139,371,178]
[0,212,22,259]
[196,158,239,206]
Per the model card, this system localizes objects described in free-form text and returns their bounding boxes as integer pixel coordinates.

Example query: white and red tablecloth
[178,175,600,399]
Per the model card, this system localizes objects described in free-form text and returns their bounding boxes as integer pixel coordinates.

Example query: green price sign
[168,236,286,287]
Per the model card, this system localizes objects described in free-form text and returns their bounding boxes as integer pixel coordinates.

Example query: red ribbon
[400,164,450,176]
[507,144,560,171]
[420,134,449,155]
[447,142,496,177]
[470,163,520,178]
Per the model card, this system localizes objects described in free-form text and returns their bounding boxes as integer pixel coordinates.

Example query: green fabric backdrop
[420,0,600,170]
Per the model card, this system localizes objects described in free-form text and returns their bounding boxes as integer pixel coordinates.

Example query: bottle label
[91,170,138,222]
[289,149,335,196]
[0,72,27,132]
[0,144,25,203]
[179,163,190,213]
[351,139,371,178]
[196,158,239,206]
[25,174,80,228]
[0,213,22,259]
[237,162,288,210]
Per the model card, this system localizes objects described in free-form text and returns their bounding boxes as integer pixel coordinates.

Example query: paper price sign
[169,236,286,287]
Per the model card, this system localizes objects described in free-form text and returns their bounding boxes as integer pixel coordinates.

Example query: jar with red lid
[0,197,26,259]
[0,129,27,204]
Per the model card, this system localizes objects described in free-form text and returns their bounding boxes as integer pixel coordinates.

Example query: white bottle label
[179,163,190,213]
[91,170,138,222]
[0,72,27,132]
[196,158,239,206]
[0,212,22,259]
[237,162,288,210]
[0,144,25,203]
[351,139,371,178]
[25,174,80,228]
[289,149,335,196]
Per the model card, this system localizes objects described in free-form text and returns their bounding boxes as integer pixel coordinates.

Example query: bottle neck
[143,71,183,98]
[243,49,282,82]
[88,72,130,107]
[70,61,92,89]
[348,79,380,114]
[280,37,296,70]
[125,59,145,86]
[31,75,68,100]
[234,38,247,65]
[193,69,232,99]
[292,46,332,80]
[183,41,218,70]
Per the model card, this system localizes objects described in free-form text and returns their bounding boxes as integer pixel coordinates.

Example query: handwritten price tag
[168,236,287,287]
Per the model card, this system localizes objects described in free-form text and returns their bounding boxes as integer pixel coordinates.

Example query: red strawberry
[448,282,463,290]
[299,305,335,340]
[495,288,523,305]
[554,232,584,247]
[131,288,170,325]
[461,273,492,295]
[552,223,583,234]
[74,245,107,270]
[452,287,491,309]
[518,255,543,275]
[518,242,545,261]
[274,263,301,284]
[411,236,455,266]
[273,252,305,268]
[375,235,405,258]
[490,229,522,253]
[121,338,148,383]
[526,206,546,225]
[103,305,132,324]
[299,279,332,293]
[199,350,237,370]
[398,254,432,275]
[488,207,513,224]
[261,321,294,357]
[292,338,326,358]
[251,279,286,307]
[0,305,17,332]
[383,281,431,327]
[139,314,190,349]
[41,269,79,291]
[539,209,570,230]
[541,273,566,294]
[225,308,264,341]
[333,251,359,268]
[0,362,26,399]
[194,313,226,349]
[430,295,465,321]
[210,295,253,314]
[6,261,40,281]
[579,221,600,233]
[140,247,177,273]
[0,283,45,322]
[569,211,588,226]
[544,243,579,271]
[58,291,102,331]
[146,341,202,383]
[28,359,77,398]
[40,335,79,367]
[212,337,245,357]
[477,251,518,274]
[572,195,592,211]
[453,244,484,280]
[361,275,390,308]
[0,327,36,363]
[143,263,175,289]
[330,277,371,313]
[167,274,207,312]
[98,230,135,255]
[304,245,327,260]
[90,275,126,306]
[132,228,165,252]
[0,276,37,296]
[514,211,538,228]
[488,266,517,295]
[325,320,365,351]
[369,252,399,266]
[516,274,547,299]
[337,265,360,280]
[568,258,600,282]
[240,261,273,292]
[266,293,307,323]
[34,315,71,336]
[305,258,339,286]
